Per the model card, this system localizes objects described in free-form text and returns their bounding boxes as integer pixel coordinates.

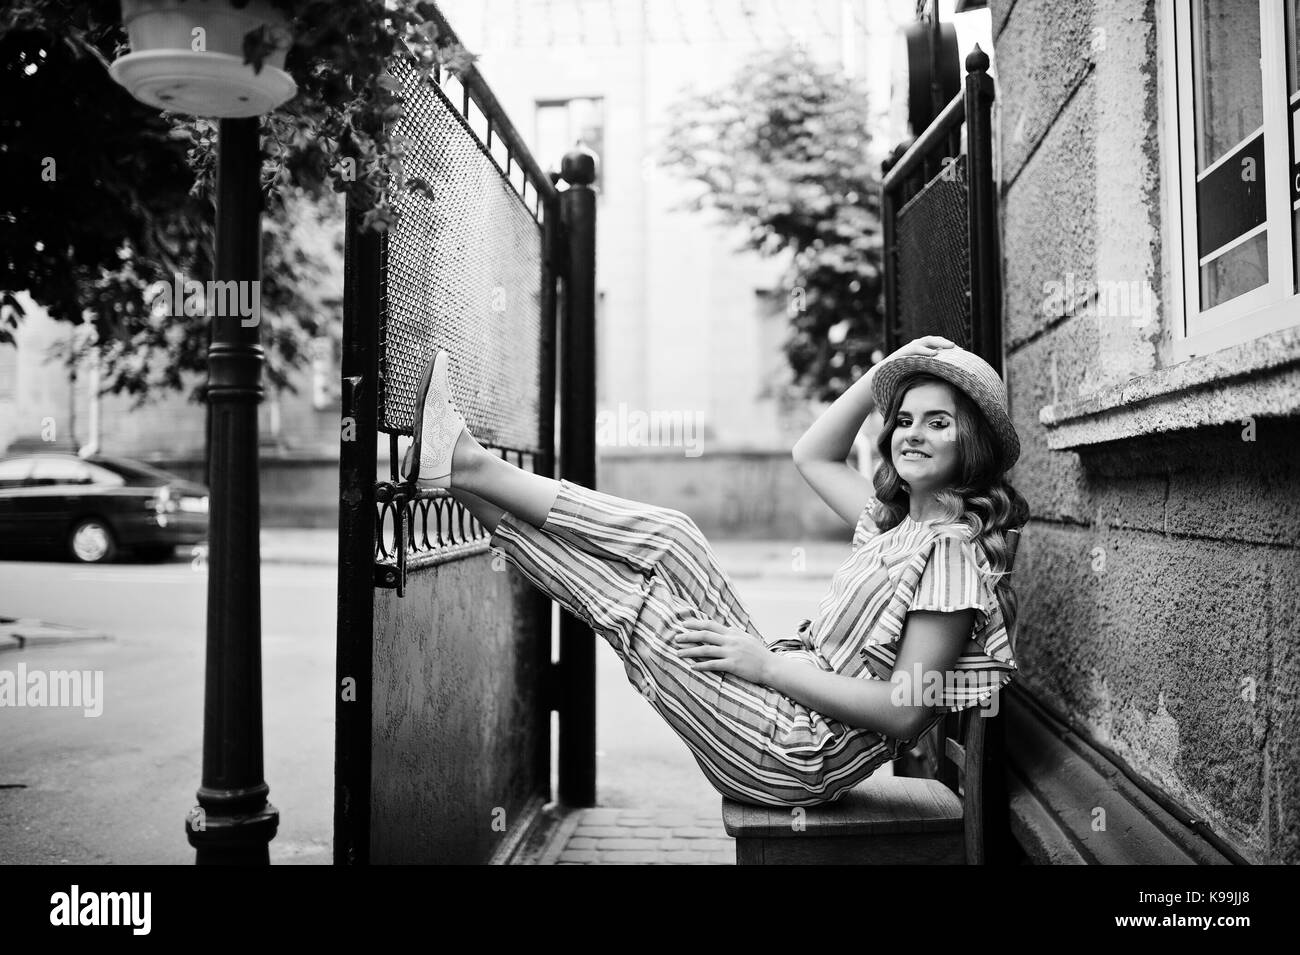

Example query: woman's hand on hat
[887,336,956,362]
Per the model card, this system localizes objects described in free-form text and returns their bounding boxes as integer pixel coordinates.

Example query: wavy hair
[871,372,1031,640]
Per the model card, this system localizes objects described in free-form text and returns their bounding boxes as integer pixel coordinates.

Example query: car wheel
[69,518,118,563]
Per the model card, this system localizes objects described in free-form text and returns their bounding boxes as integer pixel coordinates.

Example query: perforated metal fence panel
[881,51,1002,371]
[336,41,560,864]
[379,56,545,453]
[895,156,971,349]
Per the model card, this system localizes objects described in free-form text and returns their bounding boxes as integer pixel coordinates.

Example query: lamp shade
[108,0,297,118]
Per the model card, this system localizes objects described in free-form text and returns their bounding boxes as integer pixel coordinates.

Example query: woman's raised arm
[790,363,880,526]
[791,336,955,527]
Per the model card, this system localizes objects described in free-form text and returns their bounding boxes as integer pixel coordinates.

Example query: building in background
[1,0,986,539]
[0,198,346,528]
[436,0,927,537]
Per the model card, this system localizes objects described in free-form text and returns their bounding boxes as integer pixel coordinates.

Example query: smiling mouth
[899,450,930,460]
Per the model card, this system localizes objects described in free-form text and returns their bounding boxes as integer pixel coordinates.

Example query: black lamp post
[184,116,278,864]
[107,4,294,866]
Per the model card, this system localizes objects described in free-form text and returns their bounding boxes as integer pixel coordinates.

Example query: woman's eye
[930,418,949,429]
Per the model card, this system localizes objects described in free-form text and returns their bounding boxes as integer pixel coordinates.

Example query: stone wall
[991,0,1300,862]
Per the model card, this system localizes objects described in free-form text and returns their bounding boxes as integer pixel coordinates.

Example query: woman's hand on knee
[674,618,773,684]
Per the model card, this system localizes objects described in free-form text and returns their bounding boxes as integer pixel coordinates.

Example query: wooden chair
[722,527,1021,865]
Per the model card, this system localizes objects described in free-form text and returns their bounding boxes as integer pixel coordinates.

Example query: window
[1164,0,1300,358]
[0,347,15,401]
[535,97,605,191]
[82,462,125,487]
[310,334,342,411]
[0,458,33,488]
[29,457,92,485]
[93,457,174,483]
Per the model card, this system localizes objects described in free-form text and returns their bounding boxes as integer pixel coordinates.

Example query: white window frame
[1162,0,1300,362]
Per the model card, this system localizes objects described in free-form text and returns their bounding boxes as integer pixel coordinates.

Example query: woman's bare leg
[447,425,755,642]
[448,486,506,535]
[446,427,560,530]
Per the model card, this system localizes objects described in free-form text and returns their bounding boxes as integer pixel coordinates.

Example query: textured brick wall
[991,0,1299,862]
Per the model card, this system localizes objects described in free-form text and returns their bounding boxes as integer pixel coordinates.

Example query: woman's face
[890,381,961,493]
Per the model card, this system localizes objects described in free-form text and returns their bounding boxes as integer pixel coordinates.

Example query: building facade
[0,196,346,528]
[991,0,1300,863]
[2,0,924,538]
[435,0,916,537]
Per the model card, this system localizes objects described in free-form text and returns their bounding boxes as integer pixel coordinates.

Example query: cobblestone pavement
[545,807,736,865]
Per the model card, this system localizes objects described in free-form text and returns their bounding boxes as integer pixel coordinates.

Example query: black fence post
[881,156,899,357]
[185,117,278,864]
[557,147,598,808]
[537,188,561,799]
[963,45,1001,371]
[333,206,381,865]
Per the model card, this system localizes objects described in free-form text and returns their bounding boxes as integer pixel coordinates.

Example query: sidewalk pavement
[540,807,736,865]
[255,525,854,866]
[258,528,339,566]
[0,616,112,652]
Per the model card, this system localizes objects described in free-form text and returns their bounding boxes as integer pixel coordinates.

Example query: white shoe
[401,349,468,489]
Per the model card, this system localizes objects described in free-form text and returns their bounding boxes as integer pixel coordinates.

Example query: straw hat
[871,345,1020,469]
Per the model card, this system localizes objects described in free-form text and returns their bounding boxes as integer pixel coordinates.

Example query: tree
[0,1,473,403]
[660,43,884,403]
[0,2,336,402]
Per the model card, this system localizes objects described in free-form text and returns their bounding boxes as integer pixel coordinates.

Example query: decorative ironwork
[373,447,538,594]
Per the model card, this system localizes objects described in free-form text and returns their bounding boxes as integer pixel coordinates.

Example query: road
[0,555,336,865]
[0,536,846,863]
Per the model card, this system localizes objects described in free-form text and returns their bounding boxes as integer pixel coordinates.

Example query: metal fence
[881,46,1002,371]
[378,54,545,449]
[335,10,576,863]
[882,44,1011,857]
[369,50,554,587]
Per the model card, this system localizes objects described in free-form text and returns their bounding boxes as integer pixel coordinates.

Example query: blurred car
[0,452,209,563]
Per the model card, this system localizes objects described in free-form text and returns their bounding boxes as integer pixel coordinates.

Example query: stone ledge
[1037,324,1300,450]
[1005,687,1241,864]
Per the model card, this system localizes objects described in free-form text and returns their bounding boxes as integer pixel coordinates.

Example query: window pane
[0,458,33,482]
[1290,2,1300,293]
[83,463,125,487]
[570,98,605,184]
[535,98,605,190]
[30,457,90,483]
[1196,131,1266,257]
[1290,0,1300,93]
[1201,231,1269,309]
[1294,207,1300,291]
[535,103,568,177]
[1193,0,1263,171]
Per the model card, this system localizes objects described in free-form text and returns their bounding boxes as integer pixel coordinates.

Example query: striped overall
[487,478,902,808]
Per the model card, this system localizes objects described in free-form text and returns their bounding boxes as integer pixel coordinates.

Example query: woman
[402,335,1029,808]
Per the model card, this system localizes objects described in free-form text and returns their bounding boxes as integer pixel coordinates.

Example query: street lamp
[109,0,296,118]
[108,0,285,864]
